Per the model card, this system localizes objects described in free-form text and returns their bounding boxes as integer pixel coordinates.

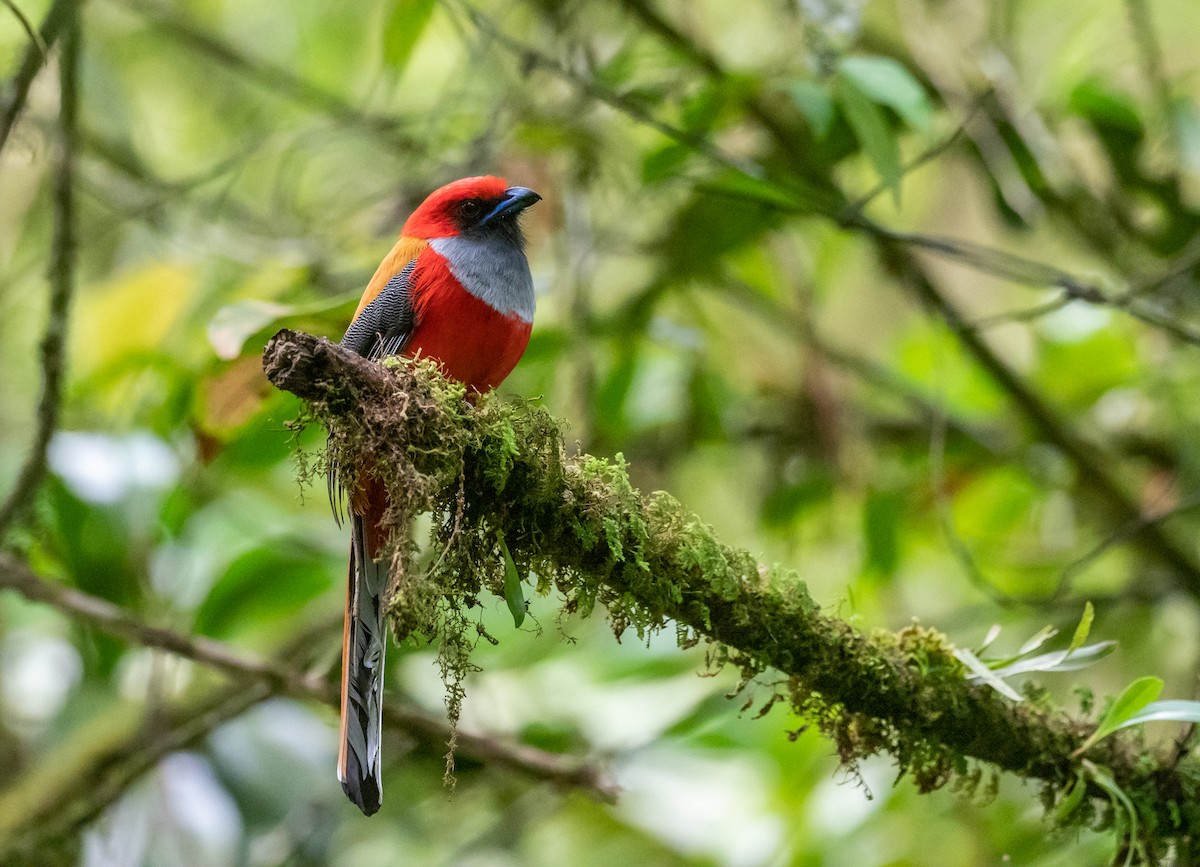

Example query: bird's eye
[458,200,482,220]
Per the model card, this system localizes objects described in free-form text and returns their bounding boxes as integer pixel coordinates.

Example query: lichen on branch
[263,328,1199,859]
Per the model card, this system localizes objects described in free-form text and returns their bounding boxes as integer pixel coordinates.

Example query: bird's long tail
[338,505,388,815]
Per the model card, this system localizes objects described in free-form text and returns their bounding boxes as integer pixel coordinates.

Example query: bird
[335,176,541,815]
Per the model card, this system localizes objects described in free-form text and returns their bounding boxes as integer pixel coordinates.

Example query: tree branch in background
[0,1,48,66]
[0,552,327,693]
[262,328,1200,855]
[0,550,617,852]
[0,0,75,153]
[0,2,79,537]
[0,669,275,859]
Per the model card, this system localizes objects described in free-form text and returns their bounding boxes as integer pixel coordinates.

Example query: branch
[263,328,1199,853]
[0,0,74,153]
[0,551,326,693]
[0,664,275,857]
[0,3,79,536]
[0,551,618,846]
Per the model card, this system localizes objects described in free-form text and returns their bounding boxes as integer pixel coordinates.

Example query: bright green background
[4,0,1200,864]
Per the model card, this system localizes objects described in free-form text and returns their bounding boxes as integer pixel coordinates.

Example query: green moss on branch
[264,328,1199,860]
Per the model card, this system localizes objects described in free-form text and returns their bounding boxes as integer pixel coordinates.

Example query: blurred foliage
[4,0,1200,864]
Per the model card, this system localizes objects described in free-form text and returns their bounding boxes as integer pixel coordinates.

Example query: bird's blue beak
[480,186,542,226]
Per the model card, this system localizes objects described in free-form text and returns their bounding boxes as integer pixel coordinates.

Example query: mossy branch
[264,328,1199,857]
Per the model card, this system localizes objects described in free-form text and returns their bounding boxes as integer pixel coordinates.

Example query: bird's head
[402,176,541,246]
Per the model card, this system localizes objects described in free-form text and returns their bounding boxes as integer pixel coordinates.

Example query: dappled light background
[4,0,1200,864]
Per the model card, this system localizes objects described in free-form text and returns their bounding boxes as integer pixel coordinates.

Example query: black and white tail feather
[338,513,388,815]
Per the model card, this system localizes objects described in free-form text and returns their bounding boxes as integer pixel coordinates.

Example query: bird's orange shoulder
[353,236,429,320]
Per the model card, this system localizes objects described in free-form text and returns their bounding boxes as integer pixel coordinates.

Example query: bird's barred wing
[330,258,419,524]
[340,260,417,360]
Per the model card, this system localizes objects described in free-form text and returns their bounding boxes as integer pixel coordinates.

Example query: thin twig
[1050,491,1200,600]
[846,218,1109,302]
[1121,238,1200,301]
[841,95,985,218]
[966,293,1073,330]
[1,0,48,61]
[0,4,79,537]
[0,0,73,153]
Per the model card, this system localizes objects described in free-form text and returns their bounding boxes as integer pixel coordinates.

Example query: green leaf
[1097,699,1200,730]
[642,142,693,183]
[789,80,835,138]
[953,647,1022,701]
[382,0,436,71]
[498,532,525,628]
[1082,760,1145,867]
[838,55,932,132]
[834,73,902,204]
[207,301,293,361]
[207,295,352,360]
[1068,79,1141,135]
[659,183,786,276]
[1053,768,1088,823]
[1069,601,1095,653]
[1017,624,1058,657]
[700,171,807,212]
[194,544,330,638]
[987,641,1116,678]
[1075,676,1164,755]
[975,623,1002,654]
[761,474,834,528]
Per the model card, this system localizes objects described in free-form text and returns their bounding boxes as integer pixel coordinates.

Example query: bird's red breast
[405,249,533,392]
[352,236,532,392]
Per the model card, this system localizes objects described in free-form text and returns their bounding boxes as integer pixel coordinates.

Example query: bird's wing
[341,260,417,360]
[340,235,428,357]
[329,240,426,523]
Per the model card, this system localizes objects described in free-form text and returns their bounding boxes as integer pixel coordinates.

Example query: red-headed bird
[336,176,540,815]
